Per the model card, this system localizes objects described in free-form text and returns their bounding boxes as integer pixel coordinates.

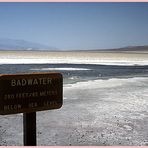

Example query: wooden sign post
[0,72,63,146]
[23,112,36,146]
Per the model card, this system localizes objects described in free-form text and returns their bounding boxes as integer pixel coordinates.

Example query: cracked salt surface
[0,77,148,146]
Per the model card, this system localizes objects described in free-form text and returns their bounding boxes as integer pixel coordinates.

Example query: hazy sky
[0,2,148,50]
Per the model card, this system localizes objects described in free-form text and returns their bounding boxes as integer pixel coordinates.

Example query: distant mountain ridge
[0,38,148,52]
[0,38,57,51]
[111,45,148,51]
[83,45,148,52]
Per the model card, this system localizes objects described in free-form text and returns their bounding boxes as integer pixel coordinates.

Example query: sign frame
[0,72,63,115]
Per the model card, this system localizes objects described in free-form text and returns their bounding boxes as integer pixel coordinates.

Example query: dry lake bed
[0,50,148,146]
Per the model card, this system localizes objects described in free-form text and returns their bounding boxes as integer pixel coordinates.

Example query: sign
[0,73,63,115]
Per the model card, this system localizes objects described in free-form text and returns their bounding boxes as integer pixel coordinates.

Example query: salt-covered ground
[0,51,148,65]
[0,51,148,145]
[0,77,148,146]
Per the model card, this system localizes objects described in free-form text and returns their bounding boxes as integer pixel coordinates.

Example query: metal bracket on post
[23,112,36,146]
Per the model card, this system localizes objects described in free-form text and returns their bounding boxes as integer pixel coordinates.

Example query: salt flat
[0,50,148,146]
[0,77,148,146]
[0,50,148,65]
